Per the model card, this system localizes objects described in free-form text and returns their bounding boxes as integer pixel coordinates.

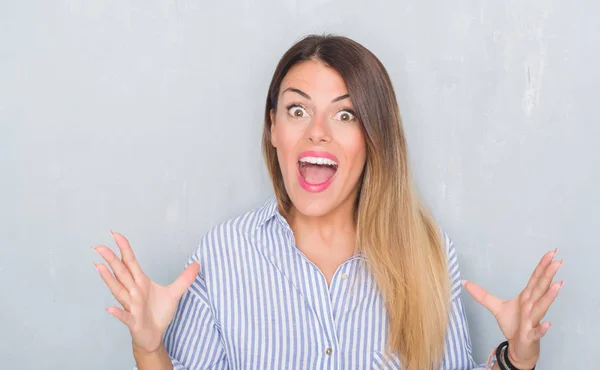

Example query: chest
[207,250,398,369]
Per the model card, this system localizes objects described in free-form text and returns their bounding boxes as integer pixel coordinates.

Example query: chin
[291,186,353,219]
[297,199,334,217]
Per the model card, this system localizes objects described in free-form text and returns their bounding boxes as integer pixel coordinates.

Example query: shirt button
[325,348,333,355]
[341,273,348,280]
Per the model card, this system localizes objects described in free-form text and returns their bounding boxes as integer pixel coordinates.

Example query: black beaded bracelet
[495,341,536,370]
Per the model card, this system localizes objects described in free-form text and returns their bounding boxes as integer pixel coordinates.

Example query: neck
[287,193,357,255]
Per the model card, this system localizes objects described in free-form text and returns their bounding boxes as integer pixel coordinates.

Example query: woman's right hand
[93,231,200,354]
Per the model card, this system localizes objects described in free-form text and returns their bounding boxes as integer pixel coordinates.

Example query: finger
[106,306,136,329]
[522,249,557,300]
[530,280,564,324]
[462,280,503,317]
[93,245,136,292]
[168,261,200,299]
[529,259,563,303]
[529,321,552,341]
[94,263,132,310]
[110,231,146,283]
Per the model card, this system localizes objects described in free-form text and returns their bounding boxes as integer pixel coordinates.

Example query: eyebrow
[282,87,350,103]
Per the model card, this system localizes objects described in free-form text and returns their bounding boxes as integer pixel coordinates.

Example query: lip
[297,150,339,193]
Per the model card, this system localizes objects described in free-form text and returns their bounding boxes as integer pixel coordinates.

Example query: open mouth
[297,158,338,185]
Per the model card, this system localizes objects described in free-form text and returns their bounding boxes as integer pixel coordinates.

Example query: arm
[440,230,499,370]
[160,256,228,370]
[132,266,228,370]
[93,231,227,370]
[442,292,499,370]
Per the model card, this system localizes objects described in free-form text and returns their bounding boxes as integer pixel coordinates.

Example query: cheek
[344,128,367,170]
[273,123,302,171]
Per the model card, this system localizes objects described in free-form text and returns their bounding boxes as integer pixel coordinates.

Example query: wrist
[507,349,536,370]
[132,341,164,357]
[495,341,537,370]
[132,342,173,370]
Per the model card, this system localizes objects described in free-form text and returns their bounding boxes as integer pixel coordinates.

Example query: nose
[306,113,331,144]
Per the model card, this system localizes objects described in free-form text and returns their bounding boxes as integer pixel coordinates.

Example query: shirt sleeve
[135,236,228,370]
[440,229,497,370]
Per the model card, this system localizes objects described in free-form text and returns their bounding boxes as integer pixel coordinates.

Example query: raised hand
[462,249,563,369]
[93,231,200,354]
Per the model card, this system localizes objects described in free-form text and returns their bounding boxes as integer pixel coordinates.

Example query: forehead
[280,59,348,98]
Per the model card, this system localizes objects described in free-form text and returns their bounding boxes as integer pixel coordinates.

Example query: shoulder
[180,197,277,305]
[438,227,463,300]
[189,196,276,263]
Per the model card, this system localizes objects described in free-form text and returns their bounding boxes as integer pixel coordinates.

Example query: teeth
[299,156,338,166]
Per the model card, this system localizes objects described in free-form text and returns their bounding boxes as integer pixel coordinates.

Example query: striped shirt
[155,195,495,369]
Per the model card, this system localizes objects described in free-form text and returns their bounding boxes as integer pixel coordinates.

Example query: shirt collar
[253,194,365,261]
[254,194,284,230]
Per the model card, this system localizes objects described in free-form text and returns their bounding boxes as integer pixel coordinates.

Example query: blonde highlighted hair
[262,34,450,369]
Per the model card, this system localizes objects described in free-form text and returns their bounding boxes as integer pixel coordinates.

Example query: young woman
[94,34,562,369]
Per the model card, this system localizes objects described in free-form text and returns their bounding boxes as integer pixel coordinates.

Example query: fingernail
[109,229,115,237]
[461,279,467,286]
[93,263,100,272]
[560,280,565,289]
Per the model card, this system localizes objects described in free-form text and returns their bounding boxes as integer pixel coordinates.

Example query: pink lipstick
[297,150,339,193]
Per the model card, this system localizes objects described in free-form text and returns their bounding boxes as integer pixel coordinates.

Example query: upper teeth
[299,156,338,166]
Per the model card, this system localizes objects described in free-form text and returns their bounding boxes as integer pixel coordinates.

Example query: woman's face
[270,59,367,217]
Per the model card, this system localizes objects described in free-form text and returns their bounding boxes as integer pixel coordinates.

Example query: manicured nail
[93,263,100,272]
[560,280,565,289]
[109,229,115,237]
[461,280,467,286]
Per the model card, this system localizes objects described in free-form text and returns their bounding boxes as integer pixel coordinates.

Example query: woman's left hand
[462,249,564,369]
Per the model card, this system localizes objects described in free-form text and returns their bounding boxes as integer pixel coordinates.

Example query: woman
[93,34,562,369]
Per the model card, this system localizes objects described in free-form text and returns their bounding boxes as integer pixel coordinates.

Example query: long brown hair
[261,34,450,369]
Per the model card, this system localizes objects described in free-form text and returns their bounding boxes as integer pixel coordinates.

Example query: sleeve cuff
[133,356,188,370]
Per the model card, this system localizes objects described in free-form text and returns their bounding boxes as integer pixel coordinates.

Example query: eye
[286,104,309,119]
[335,109,356,122]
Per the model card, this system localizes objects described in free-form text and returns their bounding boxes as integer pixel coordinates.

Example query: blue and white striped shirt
[157,196,494,369]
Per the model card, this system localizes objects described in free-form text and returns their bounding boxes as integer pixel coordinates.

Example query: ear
[270,108,278,148]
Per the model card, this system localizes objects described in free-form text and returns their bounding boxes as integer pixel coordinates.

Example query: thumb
[462,280,503,317]
[169,261,200,299]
